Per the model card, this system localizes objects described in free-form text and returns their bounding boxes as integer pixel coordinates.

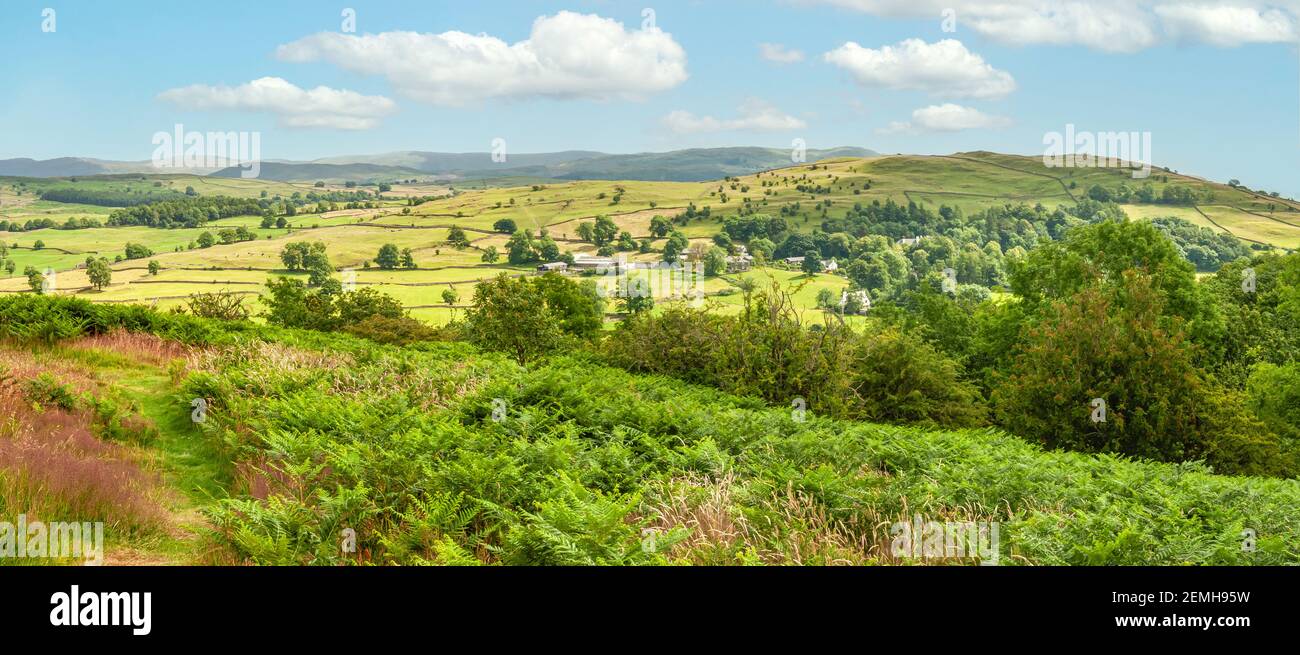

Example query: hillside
[210,162,428,183]
[1,294,1296,565]
[3,151,1296,326]
[3,146,878,184]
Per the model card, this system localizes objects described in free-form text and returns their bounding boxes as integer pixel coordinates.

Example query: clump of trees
[375,244,418,270]
[280,242,334,285]
[262,277,437,345]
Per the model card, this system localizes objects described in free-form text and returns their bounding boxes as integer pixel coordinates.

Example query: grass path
[48,345,232,565]
[109,365,229,564]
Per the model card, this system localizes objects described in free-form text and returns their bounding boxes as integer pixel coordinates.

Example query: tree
[480,246,500,263]
[992,272,1273,471]
[592,215,619,246]
[447,225,470,249]
[280,242,305,270]
[441,288,459,305]
[306,256,334,287]
[703,246,728,277]
[400,248,416,269]
[123,242,153,260]
[4,260,15,275]
[147,260,160,276]
[506,231,540,265]
[1009,218,1224,359]
[197,232,215,248]
[86,258,112,290]
[465,273,605,365]
[33,240,44,250]
[465,274,564,366]
[24,266,44,294]
[620,289,654,315]
[493,218,518,234]
[262,277,338,331]
[375,244,401,270]
[649,215,672,238]
[662,231,689,263]
[576,222,595,243]
[816,287,835,309]
[801,250,822,275]
[616,231,637,252]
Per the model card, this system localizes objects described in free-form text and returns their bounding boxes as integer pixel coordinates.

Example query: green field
[3,153,1296,325]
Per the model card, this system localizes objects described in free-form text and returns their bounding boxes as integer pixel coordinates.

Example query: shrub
[344,315,441,346]
[186,291,251,321]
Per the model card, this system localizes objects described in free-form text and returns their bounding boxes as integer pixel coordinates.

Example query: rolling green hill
[2,151,1297,325]
[0,295,1295,565]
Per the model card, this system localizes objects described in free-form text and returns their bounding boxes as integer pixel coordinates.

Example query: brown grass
[0,393,167,532]
[645,475,1008,566]
[645,474,876,565]
[66,330,193,367]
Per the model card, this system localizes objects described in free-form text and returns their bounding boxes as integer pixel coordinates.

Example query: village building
[839,289,872,315]
[570,254,619,273]
[726,246,754,272]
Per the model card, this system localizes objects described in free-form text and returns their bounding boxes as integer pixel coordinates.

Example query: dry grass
[66,330,193,367]
[645,474,1010,566]
[645,474,877,565]
[0,392,167,532]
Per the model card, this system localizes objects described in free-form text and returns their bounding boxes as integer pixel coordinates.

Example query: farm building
[571,254,619,272]
[839,289,872,315]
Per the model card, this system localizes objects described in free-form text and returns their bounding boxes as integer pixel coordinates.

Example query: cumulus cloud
[275,11,688,106]
[662,100,807,134]
[759,42,806,63]
[805,1,1297,52]
[157,77,396,130]
[1156,4,1297,46]
[879,103,1012,134]
[824,39,1016,99]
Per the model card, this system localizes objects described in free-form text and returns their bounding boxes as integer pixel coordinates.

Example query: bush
[993,273,1290,475]
[186,291,251,321]
[465,273,604,365]
[604,280,985,428]
[344,315,441,346]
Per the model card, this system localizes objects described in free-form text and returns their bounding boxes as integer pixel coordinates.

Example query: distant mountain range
[0,146,876,183]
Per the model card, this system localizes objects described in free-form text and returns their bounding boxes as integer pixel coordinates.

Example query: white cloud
[759,42,806,63]
[824,39,1016,99]
[157,77,396,130]
[663,100,807,134]
[879,103,1012,134]
[1156,4,1297,46]
[275,11,688,106]
[805,1,1298,52]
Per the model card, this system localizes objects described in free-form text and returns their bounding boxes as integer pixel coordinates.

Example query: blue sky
[1,0,1297,196]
